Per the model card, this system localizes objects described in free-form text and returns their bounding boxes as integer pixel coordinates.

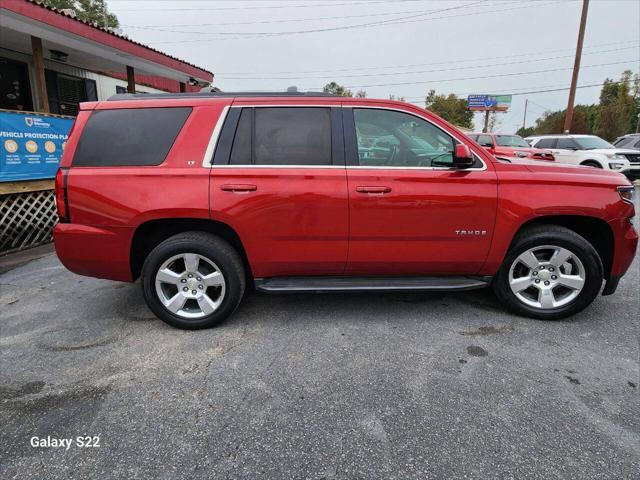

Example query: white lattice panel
[0,190,58,255]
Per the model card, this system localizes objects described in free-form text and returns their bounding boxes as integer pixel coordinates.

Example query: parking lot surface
[1,228,639,478]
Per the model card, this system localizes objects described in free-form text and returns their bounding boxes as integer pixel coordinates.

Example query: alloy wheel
[154,253,226,319]
[508,245,586,310]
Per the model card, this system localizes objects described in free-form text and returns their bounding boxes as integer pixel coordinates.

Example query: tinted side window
[556,138,578,149]
[251,108,331,165]
[535,138,556,149]
[229,108,252,164]
[353,108,455,167]
[73,107,191,166]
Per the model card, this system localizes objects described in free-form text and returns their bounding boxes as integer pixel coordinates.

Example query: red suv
[54,92,637,329]
[469,132,555,161]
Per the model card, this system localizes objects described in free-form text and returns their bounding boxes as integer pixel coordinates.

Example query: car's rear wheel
[582,160,602,168]
[493,225,603,320]
[141,232,245,329]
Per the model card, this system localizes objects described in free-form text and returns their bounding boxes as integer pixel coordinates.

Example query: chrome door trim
[210,165,345,169]
[202,105,230,168]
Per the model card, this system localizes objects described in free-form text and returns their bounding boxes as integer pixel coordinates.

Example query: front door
[551,137,583,165]
[344,106,498,275]
[209,105,349,278]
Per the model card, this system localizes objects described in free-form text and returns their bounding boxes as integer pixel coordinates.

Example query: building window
[45,70,97,116]
[0,57,33,111]
[116,86,127,94]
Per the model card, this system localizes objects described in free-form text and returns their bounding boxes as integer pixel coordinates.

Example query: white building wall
[1,47,164,110]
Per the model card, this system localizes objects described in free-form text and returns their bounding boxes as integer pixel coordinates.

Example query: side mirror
[454,144,475,168]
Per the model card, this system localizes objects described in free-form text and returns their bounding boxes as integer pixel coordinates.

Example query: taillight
[55,167,70,223]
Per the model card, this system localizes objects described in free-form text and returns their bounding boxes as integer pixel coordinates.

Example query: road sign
[467,95,512,112]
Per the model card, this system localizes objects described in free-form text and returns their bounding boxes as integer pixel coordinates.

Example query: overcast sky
[109,0,640,133]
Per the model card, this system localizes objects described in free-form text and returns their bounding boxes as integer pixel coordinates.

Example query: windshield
[496,135,530,147]
[573,136,614,150]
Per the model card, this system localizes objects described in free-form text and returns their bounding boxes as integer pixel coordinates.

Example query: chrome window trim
[202,105,230,167]
[229,104,337,108]
[345,153,485,171]
[211,164,344,169]
[205,104,488,171]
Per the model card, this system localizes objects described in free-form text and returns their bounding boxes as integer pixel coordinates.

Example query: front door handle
[356,186,391,194]
[220,184,257,192]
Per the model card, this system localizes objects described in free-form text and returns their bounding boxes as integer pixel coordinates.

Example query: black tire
[582,160,602,168]
[493,225,603,320]
[141,232,245,329]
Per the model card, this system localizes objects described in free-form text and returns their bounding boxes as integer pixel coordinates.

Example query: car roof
[469,132,519,136]
[527,134,595,138]
[107,91,340,101]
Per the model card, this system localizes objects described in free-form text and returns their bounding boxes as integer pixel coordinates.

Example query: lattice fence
[0,190,58,255]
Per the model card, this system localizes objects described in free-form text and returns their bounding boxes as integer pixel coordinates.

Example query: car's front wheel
[141,232,245,329]
[493,225,603,320]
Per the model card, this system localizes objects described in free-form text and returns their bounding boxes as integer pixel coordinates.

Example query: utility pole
[522,99,528,131]
[563,0,589,133]
[483,110,490,133]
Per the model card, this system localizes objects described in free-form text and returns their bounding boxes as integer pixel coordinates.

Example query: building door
[0,57,33,111]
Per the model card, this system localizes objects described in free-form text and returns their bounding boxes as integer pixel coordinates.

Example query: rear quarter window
[73,107,191,166]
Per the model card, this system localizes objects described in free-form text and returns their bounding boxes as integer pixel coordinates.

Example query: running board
[254,276,492,293]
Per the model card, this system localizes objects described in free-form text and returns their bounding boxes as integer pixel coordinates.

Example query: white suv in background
[525,134,640,177]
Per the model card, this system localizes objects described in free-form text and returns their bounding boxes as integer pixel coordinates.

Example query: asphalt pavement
[1,194,639,479]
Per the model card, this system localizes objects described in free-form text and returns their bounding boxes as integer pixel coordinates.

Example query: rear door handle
[356,186,391,194]
[220,184,257,192]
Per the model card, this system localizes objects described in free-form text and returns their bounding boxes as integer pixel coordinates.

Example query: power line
[150,1,486,39]
[113,0,426,12]
[122,0,520,29]
[217,45,638,80]
[403,79,626,103]
[303,59,636,89]
[150,0,564,43]
[213,39,638,75]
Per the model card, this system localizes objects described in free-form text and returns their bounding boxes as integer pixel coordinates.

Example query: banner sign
[0,110,73,182]
[467,95,512,112]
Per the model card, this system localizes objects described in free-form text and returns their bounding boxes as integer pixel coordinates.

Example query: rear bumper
[53,223,134,282]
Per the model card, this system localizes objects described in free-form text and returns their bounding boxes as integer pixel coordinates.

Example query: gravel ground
[1,199,639,479]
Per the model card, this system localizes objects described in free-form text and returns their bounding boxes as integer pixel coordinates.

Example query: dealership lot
[1,192,638,479]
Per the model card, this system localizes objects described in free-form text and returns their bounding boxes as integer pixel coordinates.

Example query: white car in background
[525,134,640,177]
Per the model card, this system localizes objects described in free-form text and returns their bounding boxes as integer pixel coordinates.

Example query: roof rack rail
[107,91,339,101]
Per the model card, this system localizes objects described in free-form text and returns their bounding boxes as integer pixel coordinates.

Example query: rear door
[208,102,349,278]
[344,105,498,275]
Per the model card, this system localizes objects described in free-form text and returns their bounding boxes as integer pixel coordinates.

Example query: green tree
[323,82,352,97]
[594,70,638,140]
[533,105,596,135]
[529,71,638,139]
[42,0,119,29]
[424,90,473,129]
[516,126,535,137]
